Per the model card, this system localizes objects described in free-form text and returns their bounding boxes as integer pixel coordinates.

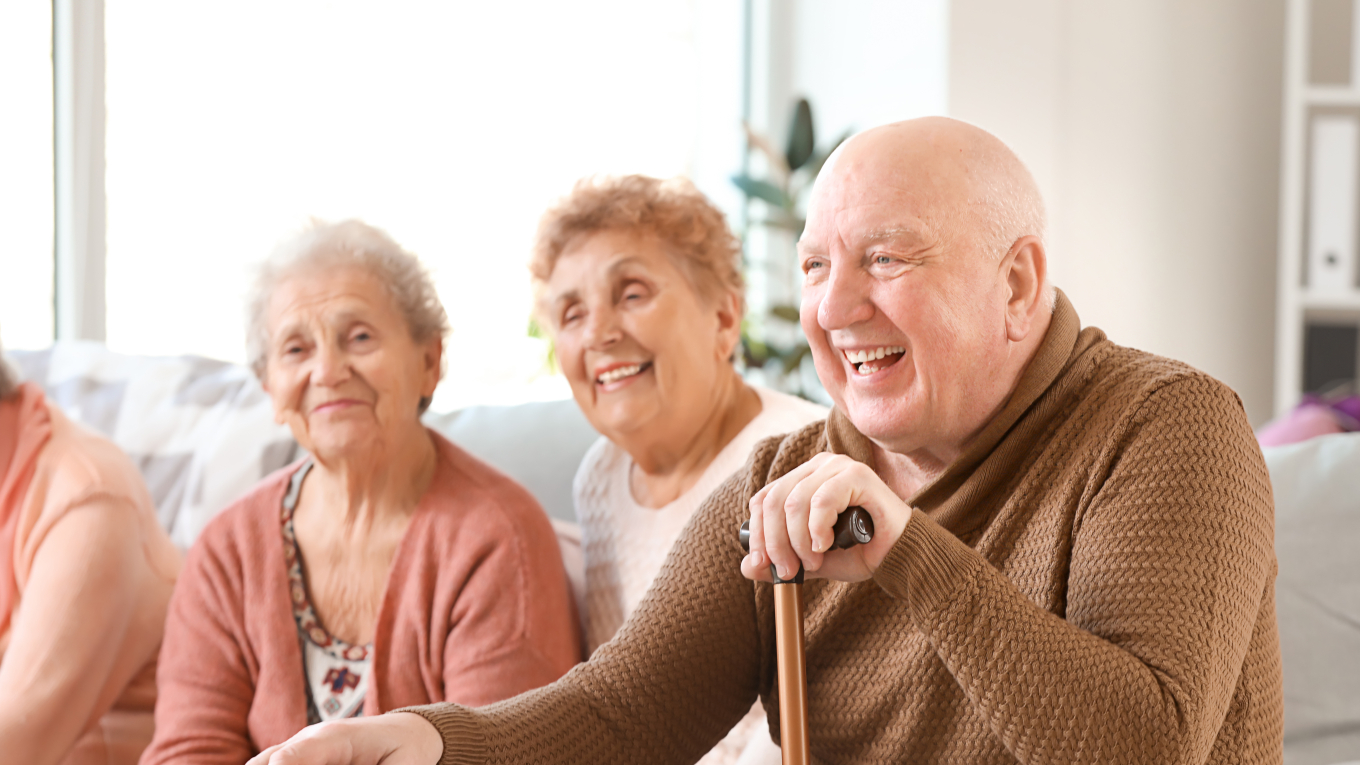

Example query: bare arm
[0,499,146,765]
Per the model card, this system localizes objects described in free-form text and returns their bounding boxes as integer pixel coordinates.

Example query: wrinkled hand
[740,453,910,583]
[245,712,443,765]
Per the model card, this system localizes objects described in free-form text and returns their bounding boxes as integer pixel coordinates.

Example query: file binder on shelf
[1308,115,1359,296]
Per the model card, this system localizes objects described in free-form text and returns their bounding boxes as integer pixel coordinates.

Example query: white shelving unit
[1276,0,1360,416]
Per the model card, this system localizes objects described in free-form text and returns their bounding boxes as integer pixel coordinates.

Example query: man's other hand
[740,453,910,583]
[245,712,443,765]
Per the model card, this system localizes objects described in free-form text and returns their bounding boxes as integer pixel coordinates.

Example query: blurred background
[0,0,1335,426]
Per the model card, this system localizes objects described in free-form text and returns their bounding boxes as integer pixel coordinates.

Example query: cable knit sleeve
[872,374,1277,765]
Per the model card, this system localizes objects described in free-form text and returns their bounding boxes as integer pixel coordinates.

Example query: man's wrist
[392,704,491,765]
[386,712,445,765]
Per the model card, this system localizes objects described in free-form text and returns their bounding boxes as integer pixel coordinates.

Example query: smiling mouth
[312,399,363,414]
[843,346,906,376]
[596,362,653,385]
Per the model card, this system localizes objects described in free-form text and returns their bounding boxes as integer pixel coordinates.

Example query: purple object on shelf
[1331,396,1360,428]
[1258,403,1346,447]
[1300,394,1360,431]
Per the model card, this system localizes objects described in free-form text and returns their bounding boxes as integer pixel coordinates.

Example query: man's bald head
[797,117,1055,461]
[815,117,1046,267]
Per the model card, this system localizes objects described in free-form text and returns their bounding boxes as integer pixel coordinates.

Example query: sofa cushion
[1263,432,1360,765]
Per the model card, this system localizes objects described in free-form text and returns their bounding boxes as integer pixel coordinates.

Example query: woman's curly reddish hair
[531,175,744,319]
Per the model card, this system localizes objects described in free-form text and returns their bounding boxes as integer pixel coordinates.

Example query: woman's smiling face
[545,229,741,446]
[261,265,440,460]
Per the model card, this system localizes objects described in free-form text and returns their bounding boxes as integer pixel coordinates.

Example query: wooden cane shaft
[774,582,811,765]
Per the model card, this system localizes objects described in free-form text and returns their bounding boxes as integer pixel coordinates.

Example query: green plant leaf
[731,174,791,209]
[526,316,558,374]
[770,304,801,323]
[781,344,812,375]
[740,334,771,366]
[743,122,790,182]
[785,98,815,171]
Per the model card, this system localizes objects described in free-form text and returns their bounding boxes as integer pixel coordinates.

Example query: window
[0,3,56,350]
[103,0,742,408]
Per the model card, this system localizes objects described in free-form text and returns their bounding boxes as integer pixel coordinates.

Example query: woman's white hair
[0,335,18,400]
[245,219,451,391]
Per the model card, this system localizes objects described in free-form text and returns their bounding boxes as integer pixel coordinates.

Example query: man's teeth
[844,346,905,364]
[844,345,905,376]
[597,364,644,384]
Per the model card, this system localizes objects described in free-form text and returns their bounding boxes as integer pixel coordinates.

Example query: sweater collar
[825,289,1085,526]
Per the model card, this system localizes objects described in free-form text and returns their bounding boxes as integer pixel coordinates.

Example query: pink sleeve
[140,531,258,765]
[439,499,582,708]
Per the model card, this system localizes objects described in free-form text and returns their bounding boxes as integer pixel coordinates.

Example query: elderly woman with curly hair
[0,336,180,765]
[141,221,581,764]
[537,176,828,765]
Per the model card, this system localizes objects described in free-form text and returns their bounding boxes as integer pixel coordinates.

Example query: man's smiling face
[799,123,1026,462]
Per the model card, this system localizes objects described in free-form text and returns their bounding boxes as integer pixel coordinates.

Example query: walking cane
[739,507,874,765]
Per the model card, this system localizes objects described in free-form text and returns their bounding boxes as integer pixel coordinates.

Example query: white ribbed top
[573,386,827,765]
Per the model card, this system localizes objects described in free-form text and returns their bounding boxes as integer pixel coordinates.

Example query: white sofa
[5,341,1358,764]
[1262,432,1360,765]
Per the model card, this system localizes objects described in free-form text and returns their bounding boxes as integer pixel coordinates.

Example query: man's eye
[803,260,825,272]
[875,255,894,265]
[353,332,372,342]
[285,346,303,355]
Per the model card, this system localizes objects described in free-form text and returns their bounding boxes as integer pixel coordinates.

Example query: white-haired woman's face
[545,229,742,446]
[261,266,440,461]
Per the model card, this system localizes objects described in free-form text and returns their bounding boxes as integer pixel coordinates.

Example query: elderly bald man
[249,118,1282,765]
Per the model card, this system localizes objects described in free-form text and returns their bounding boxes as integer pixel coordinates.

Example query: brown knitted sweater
[407,294,1283,764]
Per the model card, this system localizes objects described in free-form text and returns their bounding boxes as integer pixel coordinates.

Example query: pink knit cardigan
[141,431,581,764]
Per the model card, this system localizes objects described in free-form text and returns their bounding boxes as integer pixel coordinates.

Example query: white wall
[754,0,950,143]
[950,0,1286,425]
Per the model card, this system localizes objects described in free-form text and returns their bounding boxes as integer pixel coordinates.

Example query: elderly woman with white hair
[141,221,581,764]
[0,337,180,765]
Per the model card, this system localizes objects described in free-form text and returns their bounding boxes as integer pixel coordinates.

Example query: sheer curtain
[104,0,741,409]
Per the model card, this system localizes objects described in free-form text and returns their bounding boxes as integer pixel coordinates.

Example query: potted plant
[732,98,848,401]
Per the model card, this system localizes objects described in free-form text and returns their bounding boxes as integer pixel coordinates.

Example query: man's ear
[1002,235,1047,342]
[715,290,744,361]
